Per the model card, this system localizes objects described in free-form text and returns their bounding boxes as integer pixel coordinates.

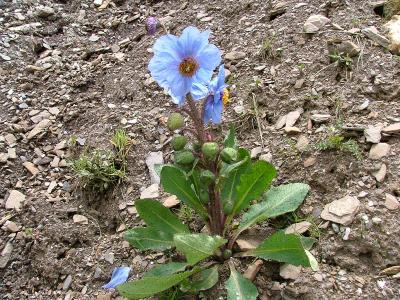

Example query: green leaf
[225,263,258,300]
[249,231,310,267]
[174,233,227,265]
[221,148,251,214]
[153,164,170,177]
[181,266,219,293]
[144,262,188,278]
[135,199,189,235]
[238,183,309,233]
[161,166,208,218]
[124,227,174,251]
[230,160,277,217]
[301,236,316,250]
[117,270,195,300]
[224,125,237,148]
[189,168,201,198]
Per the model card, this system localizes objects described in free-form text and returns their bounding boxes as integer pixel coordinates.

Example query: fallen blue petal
[102,266,131,289]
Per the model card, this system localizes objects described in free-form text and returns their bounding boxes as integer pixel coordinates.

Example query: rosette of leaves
[119,128,317,300]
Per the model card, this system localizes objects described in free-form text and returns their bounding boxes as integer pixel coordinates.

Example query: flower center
[179,57,199,77]
[222,88,229,106]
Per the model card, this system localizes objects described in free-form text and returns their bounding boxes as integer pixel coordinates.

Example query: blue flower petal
[203,95,214,124]
[211,99,223,124]
[216,64,226,91]
[195,44,221,74]
[191,82,209,101]
[178,27,210,57]
[102,267,131,289]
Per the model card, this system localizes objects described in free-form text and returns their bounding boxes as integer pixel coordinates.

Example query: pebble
[285,111,301,127]
[364,126,381,144]
[284,126,301,134]
[304,14,331,33]
[163,195,180,208]
[259,152,273,163]
[385,193,399,210]
[102,252,114,264]
[0,242,13,269]
[94,0,103,6]
[250,146,262,158]
[73,214,89,225]
[4,221,20,233]
[384,16,400,54]
[280,264,302,280]
[342,227,351,240]
[5,190,26,211]
[304,156,316,167]
[296,135,309,151]
[5,134,16,146]
[321,196,360,225]
[35,6,55,18]
[140,183,159,199]
[362,26,390,49]
[145,152,163,185]
[23,162,40,175]
[373,163,387,182]
[275,115,287,129]
[244,260,263,281]
[382,123,400,134]
[63,275,72,291]
[27,119,51,140]
[369,143,390,160]
[225,51,246,61]
[310,114,332,123]
[285,221,311,234]
[7,148,16,160]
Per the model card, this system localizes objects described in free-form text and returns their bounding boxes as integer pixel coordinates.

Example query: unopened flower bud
[171,135,187,151]
[146,17,158,35]
[223,249,232,259]
[201,142,219,160]
[220,147,238,163]
[200,170,215,185]
[167,112,184,131]
[174,150,195,165]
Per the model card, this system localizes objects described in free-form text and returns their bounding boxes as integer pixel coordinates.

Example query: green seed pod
[199,189,210,204]
[167,112,184,131]
[200,170,215,185]
[223,249,232,259]
[174,150,195,165]
[171,135,187,151]
[201,142,219,160]
[220,147,238,163]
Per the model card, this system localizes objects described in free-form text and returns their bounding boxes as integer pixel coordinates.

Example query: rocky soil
[1,0,400,299]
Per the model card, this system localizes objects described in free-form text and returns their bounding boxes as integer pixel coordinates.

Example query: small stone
[311,114,332,123]
[89,34,100,42]
[117,224,126,232]
[22,162,40,175]
[362,26,390,49]
[94,0,103,6]
[285,221,311,234]
[5,190,26,211]
[304,156,316,167]
[259,153,273,163]
[103,252,114,264]
[225,51,246,61]
[163,195,180,208]
[145,152,163,185]
[285,111,301,127]
[7,148,16,160]
[284,126,301,134]
[250,146,262,159]
[5,134,17,146]
[127,206,137,215]
[47,181,57,194]
[48,107,60,115]
[54,140,67,150]
[233,105,245,114]
[27,119,51,140]
[275,115,287,129]
[342,227,351,240]
[50,156,60,168]
[236,238,261,251]
[364,126,381,143]
[140,184,159,199]
[358,99,370,111]
[9,23,42,34]
[369,143,390,160]
[294,79,305,89]
[73,214,89,225]
[372,217,382,224]
[304,14,331,33]
[385,193,400,210]
[321,196,360,225]
[244,260,263,281]
[63,275,72,291]
[0,242,13,269]
[296,135,309,151]
[384,15,400,54]
[373,163,387,182]
[97,294,112,300]
[35,6,55,18]
[382,123,400,134]
[4,221,19,233]
[0,153,8,163]
[280,264,302,280]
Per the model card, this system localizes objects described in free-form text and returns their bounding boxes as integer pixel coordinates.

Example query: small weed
[259,36,282,59]
[111,129,133,161]
[329,52,353,70]
[177,204,195,223]
[71,149,125,192]
[384,0,400,18]
[316,134,362,160]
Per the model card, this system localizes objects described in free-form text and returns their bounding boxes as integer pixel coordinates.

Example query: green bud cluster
[202,142,219,160]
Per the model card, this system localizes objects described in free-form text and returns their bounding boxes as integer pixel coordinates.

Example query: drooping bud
[220,147,238,163]
[201,142,219,160]
[223,249,232,259]
[171,135,187,151]
[200,170,215,185]
[145,17,158,35]
[174,150,195,165]
[167,112,184,131]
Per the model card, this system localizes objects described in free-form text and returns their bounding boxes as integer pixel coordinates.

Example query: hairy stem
[186,94,206,144]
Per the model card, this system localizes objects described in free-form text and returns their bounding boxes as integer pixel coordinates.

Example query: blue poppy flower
[148,26,221,105]
[203,65,229,125]
[102,266,131,289]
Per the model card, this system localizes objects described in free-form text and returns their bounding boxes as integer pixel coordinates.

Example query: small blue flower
[148,26,221,105]
[203,65,228,125]
[102,266,131,289]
